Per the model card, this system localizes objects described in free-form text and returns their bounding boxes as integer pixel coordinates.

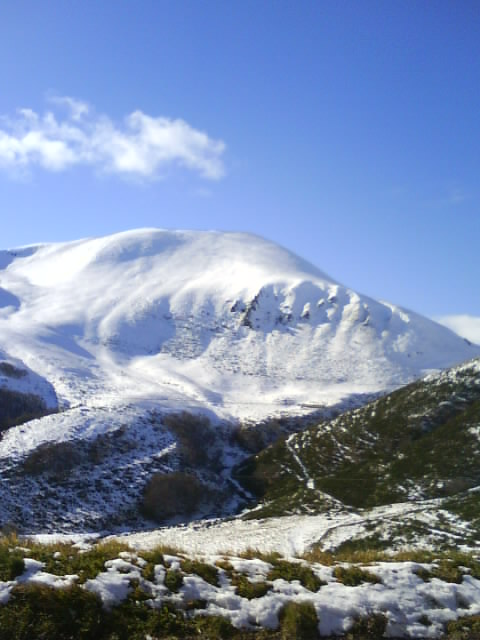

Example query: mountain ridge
[1,228,477,423]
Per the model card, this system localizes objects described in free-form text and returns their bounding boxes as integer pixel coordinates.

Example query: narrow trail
[285,434,345,507]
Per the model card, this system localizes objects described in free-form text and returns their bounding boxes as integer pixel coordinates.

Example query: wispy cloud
[436,314,480,345]
[426,185,472,209]
[445,187,469,206]
[0,97,226,180]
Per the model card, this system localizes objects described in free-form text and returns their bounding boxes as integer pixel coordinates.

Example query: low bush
[414,566,432,582]
[345,613,387,639]
[194,615,237,639]
[24,539,130,583]
[140,471,205,522]
[267,560,324,592]
[415,560,465,584]
[230,573,271,599]
[0,583,104,640]
[181,558,219,587]
[21,441,82,476]
[445,615,480,639]
[0,388,49,433]
[333,566,381,587]
[164,568,183,592]
[278,601,319,640]
[238,549,282,563]
[0,547,25,581]
[231,418,291,454]
[0,362,27,378]
[164,412,218,469]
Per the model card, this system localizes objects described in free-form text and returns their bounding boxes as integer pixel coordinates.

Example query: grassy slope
[235,359,480,534]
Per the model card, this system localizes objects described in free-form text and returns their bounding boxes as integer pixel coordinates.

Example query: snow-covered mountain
[1,228,478,422]
[1,228,479,534]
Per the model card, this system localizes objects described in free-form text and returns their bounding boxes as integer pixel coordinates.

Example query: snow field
[1,228,478,424]
[1,545,479,638]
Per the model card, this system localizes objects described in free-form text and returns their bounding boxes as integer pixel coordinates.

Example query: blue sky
[0,1,479,329]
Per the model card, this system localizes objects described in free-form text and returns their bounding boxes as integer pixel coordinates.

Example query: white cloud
[0,97,226,180]
[436,314,480,345]
[48,96,90,121]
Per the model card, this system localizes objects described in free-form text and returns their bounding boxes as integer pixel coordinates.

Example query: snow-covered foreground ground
[6,534,480,639]
[112,499,473,558]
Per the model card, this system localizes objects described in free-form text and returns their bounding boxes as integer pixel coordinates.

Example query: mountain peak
[0,228,478,421]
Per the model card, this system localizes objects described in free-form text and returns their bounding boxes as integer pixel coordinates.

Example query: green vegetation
[333,534,391,557]
[216,560,272,600]
[344,613,387,639]
[194,615,237,639]
[267,559,324,592]
[333,565,381,587]
[5,538,131,584]
[181,558,219,586]
[413,553,480,584]
[0,544,25,581]
[305,544,480,582]
[230,573,271,599]
[0,583,104,640]
[164,568,184,592]
[140,548,164,582]
[215,558,272,599]
[278,601,319,640]
[445,615,480,640]
[0,583,276,640]
[445,490,480,536]
[1,535,480,639]
[234,362,480,533]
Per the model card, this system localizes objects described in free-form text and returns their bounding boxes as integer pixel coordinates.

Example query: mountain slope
[0,228,479,534]
[0,348,57,433]
[236,357,480,548]
[0,228,477,423]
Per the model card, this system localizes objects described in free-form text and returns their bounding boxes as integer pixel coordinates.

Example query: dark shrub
[0,389,49,433]
[0,362,27,378]
[141,471,205,522]
[21,441,82,476]
[164,412,218,468]
[333,565,381,587]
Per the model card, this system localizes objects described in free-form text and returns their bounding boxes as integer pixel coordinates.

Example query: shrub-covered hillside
[0,354,57,432]
[236,358,480,542]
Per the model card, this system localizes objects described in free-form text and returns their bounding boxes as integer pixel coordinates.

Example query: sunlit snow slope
[0,228,478,421]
